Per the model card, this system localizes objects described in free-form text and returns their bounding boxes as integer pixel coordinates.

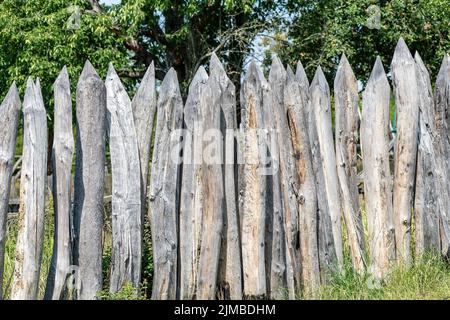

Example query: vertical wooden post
[285,66,321,294]
[310,66,343,271]
[196,69,225,300]
[148,68,183,300]
[361,57,395,280]
[210,53,243,300]
[45,67,74,300]
[132,62,157,223]
[413,52,441,256]
[239,62,267,298]
[73,61,107,300]
[0,83,20,299]
[391,38,419,266]
[266,56,292,299]
[11,78,48,300]
[299,61,336,282]
[179,66,208,299]
[434,54,450,257]
[106,64,142,292]
[334,54,366,273]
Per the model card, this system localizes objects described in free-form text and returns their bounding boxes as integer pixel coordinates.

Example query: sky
[100,0,121,5]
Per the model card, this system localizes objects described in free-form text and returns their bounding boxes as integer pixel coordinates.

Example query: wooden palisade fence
[0,38,449,300]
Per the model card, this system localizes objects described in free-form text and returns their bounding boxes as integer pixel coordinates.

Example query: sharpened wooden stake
[413,52,441,257]
[391,38,420,266]
[285,65,321,294]
[73,61,107,300]
[179,66,208,299]
[210,53,243,300]
[132,62,157,224]
[148,68,183,300]
[45,67,74,300]
[434,54,450,257]
[11,78,48,300]
[361,57,395,280]
[310,66,343,272]
[0,83,21,299]
[334,54,366,273]
[106,64,142,292]
[239,62,267,298]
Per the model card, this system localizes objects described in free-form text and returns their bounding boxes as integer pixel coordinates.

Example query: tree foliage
[269,0,450,83]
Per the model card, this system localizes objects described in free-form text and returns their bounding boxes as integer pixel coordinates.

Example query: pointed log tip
[80,60,99,79]
[1,81,20,108]
[246,60,265,83]
[106,63,119,80]
[192,66,208,84]
[311,66,328,90]
[296,60,309,86]
[368,57,387,84]
[392,37,413,64]
[437,54,450,80]
[286,64,295,79]
[160,67,180,95]
[55,66,70,86]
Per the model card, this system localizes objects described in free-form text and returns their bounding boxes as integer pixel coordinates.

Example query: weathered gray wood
[334,54,366,273]
[0,83,20,299]
[179,67,208,299]
[106,64,142,292]
[45,67,74,300]
[196,70,224,300]
[285,66,321,295]
[310,66,343,271]
[298,61,336,284]
[11,78,48,300]
[73,60,107,300]
[148,68,183,300]
[413,52,441,257]
[361,57,395,280]
[391,38,419,266]
[210,53,242,300]
[132,62,157,223]
[434,54,450,257]
[239,61,267,297]
[266,56,289,299]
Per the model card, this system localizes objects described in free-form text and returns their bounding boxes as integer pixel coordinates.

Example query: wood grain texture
[239,62,267,298]
[334,54,365,273]
[391,38,419,265]
[11,78,48,300]
[361,57,395,280]
[310,66,343,272]
[266,56,289,299]
[413,52,441,257]
[285,66,320,294]
[45,67,74,300]
[148,68,183,299]
[132,62,156,224]
[179,67,208,299]
[73,61,107,300]
[106,64,142,292]
[434,54,450,257]
[0,83,21,299]
[210,54,243,300]
[196,70,224,300]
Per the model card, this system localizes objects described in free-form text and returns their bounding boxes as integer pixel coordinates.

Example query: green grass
[306,252,450,300]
